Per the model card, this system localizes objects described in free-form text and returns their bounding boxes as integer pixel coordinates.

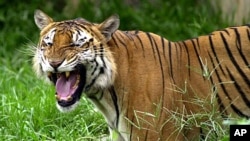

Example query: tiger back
[33,10,250,141]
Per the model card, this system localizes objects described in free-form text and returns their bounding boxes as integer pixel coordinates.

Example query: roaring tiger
[33,9,250,141]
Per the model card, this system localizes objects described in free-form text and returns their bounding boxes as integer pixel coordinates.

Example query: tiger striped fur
[33,10,250,141]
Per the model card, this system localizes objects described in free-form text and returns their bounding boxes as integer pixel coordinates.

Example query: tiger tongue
[56,73,77,98]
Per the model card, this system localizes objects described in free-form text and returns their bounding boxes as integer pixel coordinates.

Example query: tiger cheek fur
[33,10,250,141]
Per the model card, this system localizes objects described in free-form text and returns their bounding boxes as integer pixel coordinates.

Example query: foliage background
[0,0,231,140]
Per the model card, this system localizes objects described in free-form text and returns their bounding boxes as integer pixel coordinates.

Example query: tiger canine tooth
[55,95,60,101]
[73,78,80,88]
[66,96,73,101]
[65,71,70,78]
[55,95,72,101]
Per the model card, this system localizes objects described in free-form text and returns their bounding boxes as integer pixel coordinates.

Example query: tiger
[32,9,250,141]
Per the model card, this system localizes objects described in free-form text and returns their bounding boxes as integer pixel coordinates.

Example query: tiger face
[33,10,118,111]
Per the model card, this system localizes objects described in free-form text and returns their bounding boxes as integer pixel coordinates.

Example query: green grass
[0,0,234,140]
[0,48,107,140]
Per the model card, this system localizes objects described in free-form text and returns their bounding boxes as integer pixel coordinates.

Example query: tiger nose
[49,60,63,69]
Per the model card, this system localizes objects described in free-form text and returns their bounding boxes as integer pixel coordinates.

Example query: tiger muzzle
[48,65,87,107]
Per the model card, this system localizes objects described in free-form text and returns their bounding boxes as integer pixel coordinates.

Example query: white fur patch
[72,30,92,47]
[57,57,78,72]
[56,101,79,112]
[78,49,95,63]
[95,57,114,88]
[43,28,56,45]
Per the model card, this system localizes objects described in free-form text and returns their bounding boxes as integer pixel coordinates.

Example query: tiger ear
[34,9,53,30]
[98,14,120,41]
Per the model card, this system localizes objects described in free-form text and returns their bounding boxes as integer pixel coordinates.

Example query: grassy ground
[0,0,232,140]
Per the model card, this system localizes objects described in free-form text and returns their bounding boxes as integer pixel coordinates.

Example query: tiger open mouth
[48,65,86,107]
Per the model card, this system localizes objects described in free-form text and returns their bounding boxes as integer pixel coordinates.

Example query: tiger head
[33,10,119,111]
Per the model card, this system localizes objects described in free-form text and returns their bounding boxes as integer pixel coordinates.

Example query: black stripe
[247,28,250,40]
[76,29,81,36]
[208,35,226,75]
[207,52,215,83]
[134,30,139,34]
[99,44,104,57]
[85,77,96,91]
[221,28,230,35]
[109,86,120,128]
[209,47,232,111]
[115,32,127,47]
[91,60,98,75]
[212,61,235,116]
[146,32,156,60]
[151,34,165,100]
[220,33,250,87]
[216,92,228,118]
[89,38,94,43]
[219,33,250,117]
[99,91,104,100]
[88,90,103,100]
[135,34,145,57]
[99,45,107,68]
[66,29,73,39]
[111,34,120,48]
[100,56,107,68]
[182,41,191,77]
[233,28,242,49]
[77,24,88,31]
[123,31,134,41]
[116,32,130,58]
[93,45,97,55]
[195,37,201,50]
[168,41,174,77]
[233,28,250,66]
[86,67,104,90]
[132,40,138,49]
[190,39,203,75]
[208,52,228,118]
[99,67,104,74]
[231,104,250,118]
[99,43,104,52]
[226,68,250,110]
[144,130,149,141]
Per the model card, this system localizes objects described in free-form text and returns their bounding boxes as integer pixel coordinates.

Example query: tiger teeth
[55,95,60,101]
[55,95,73,101]
[66,96,73,101]
[73,80,79,88]
[73,75,80,88]
[65,71,70,78]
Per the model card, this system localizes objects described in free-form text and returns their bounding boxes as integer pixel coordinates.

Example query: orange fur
[33,10,250,141]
